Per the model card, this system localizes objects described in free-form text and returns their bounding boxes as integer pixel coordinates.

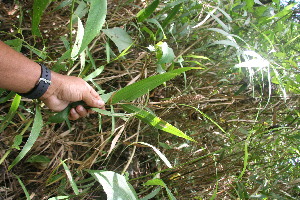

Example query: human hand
[40,71,105,120]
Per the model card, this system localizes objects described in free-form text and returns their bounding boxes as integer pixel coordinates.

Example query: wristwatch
[19,63,51,99]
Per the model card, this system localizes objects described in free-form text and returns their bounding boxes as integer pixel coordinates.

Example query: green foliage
[8,106,43,170]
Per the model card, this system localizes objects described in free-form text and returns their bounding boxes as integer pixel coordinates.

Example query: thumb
[82,89,105,109]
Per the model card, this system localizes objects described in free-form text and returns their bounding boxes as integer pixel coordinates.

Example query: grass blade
[135,142,172,168]
[32,0,52,36]
[0,94,21,133]
[121,104,196,142]
[136,0,159,22]
[110,67,200,104]
[62,161,79,195]
[15,175,30,200]
[8,106,43,170]
[78,0,107,54]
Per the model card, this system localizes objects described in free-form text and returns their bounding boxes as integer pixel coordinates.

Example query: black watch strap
[19,64,51,99]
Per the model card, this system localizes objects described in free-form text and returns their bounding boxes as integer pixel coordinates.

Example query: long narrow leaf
[0,94,21,133]
[136,0,159,22]
[8,106,43,170]
[111,67,200,104]
[121,104,196,142]
[135,142,172,168]
[32,0,52,36]
[15,175,30,200]
[78,0,107,54]
[62,161,79,195]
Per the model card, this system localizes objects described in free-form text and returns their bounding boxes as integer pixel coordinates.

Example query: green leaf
[48,106,71,123]
[157,42,175,64]
[136,0,159,22]
[144,178,166,187]
[88,170,138,200]
[12,135,23,150]
[78,0,107,54]
[32,0,52,36]
[26,155,51,163]
[83,66,104,81]
[0,94,21,133]
[161,3,182,29]
[62,161,79,195]
[8,106,43,170]
[102,27,133,53]
[4,39,23,52]
[121,104,196,142]
[15,175,30,200]
[110,67,200,104]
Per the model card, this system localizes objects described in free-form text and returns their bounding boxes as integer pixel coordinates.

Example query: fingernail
[97,99,105,107]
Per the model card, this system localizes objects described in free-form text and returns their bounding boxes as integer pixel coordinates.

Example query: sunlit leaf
[110,67,200,104]
[62,161,79,195]
[157,42,175,64]
[121,104,196,142]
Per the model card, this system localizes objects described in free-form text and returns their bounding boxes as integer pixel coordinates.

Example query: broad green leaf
[102,28,133,53]
[110,67,200,104]
[157,42,175,64]
[48,106,71,123]
[121,104,196,142]
[136,0,159,22]
[88,170,138,200]
[32,0,52,36]
[15,175,30,200]
[78,0,107,54]
[83,66,104,81]
[147,18,166,39]
[135,142,172,168]
[26,155,51,163]
[62,161,79,195]
[0,94,21,133]
[9,106,43,170]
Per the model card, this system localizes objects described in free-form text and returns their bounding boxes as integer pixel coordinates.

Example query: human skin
[0,41,105,120]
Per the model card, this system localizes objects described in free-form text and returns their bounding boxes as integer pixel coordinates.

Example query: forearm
[0,41,41,93]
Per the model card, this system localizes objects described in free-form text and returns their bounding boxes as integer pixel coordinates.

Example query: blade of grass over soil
[0,94,21,133]
[136,0,159,22]
[15,175,30,200]
[121,104,196,142]
[110,67,201,104]
[62,160,79,195]
[8,106,43,170]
